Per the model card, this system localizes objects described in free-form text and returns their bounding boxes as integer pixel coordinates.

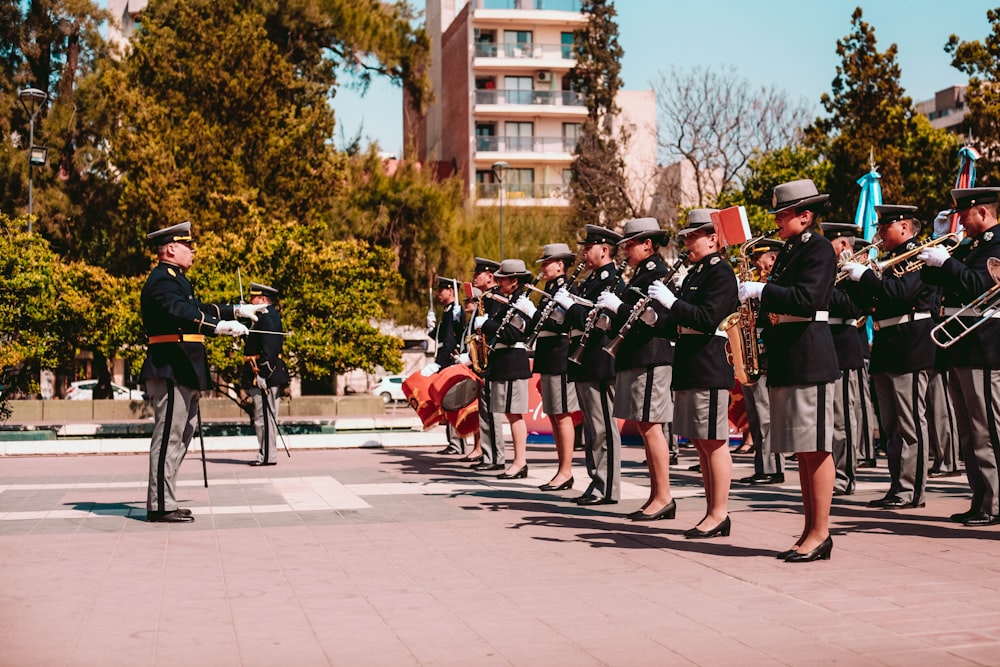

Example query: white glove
[596,291,624,313]
[648,280,677,309]
[235,303,268,322]
[514,295,537,317]
[457,352,472,367]
[918,246,950,268]
[451,301,462,319]
[426,309,436,329]
[420,362,440,377]
[553,287,574,310]
[738,281,765,303]
[841,261,869,282]
[474,315,488,329]
[256,375,267,390]
[215,320,249,337]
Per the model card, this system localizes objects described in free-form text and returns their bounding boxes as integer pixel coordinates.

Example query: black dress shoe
[684,516,731,539]
[783,536,833,563]
[437,446,462,455]
[630,500,676,521]
[146,510,195,523]
[857,459,877,469]
[249,460,277,467]
[929,469,962,478]
[577,495,617,506]
[539,477,574,491]
[473,462,505,471]
[574,494,598,505]
[963,511,1000,526]
[669,454,679,466]
[688,464,701,472]
[950,508,979,523]
[459,454,484,463]
[497,466,528,480]
[745,473,784,485]
[867,494,902,508]
[176,508,193,517]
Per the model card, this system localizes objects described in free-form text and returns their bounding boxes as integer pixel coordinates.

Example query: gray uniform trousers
[146,378,199,513]
[872,370,930,505]
[832,370,860,494]
[576,379,621,501]
[928,370,959,473]
[250,385,281,463]
[856,364,877,463]
[445,423,466,454]
[948,367,1000,515]
[742,376,784,476]
[478,381,503,465]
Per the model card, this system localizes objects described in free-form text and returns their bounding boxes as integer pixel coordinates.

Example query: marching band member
[529,243,581,492]
[557,226,625,505]
[424,277,467,455]
[820,223,867,497]
[854,235,879,472]
[841,205,936,510]
[467,258,505,472]
[596,218,676,521]
[649,209,738,538]
[739,179,840,562]
[920,187,1000,526]
[456,286,485,463]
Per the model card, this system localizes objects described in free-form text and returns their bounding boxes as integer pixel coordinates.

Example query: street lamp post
[492,161,509,259]
[18,88,49,230]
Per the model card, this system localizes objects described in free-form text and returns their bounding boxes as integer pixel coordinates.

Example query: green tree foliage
[566,0,638,226]
[947,7,1000,184]
[805,7,956,222]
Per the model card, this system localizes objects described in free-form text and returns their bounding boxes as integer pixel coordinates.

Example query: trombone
[873,233,961,279]
[930,257,1000,348]
[834,240,882,284]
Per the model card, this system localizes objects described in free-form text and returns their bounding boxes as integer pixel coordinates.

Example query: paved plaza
[1,440,999,666]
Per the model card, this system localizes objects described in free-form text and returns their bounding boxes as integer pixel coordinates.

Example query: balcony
[474,41,575,60]
[475,135,578,154]
[478,0,581,10]
[476,182,571,200]
[475,88,584,107]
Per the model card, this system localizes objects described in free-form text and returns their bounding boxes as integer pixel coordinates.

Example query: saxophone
[465,291,491,374]
[719,238,765,386]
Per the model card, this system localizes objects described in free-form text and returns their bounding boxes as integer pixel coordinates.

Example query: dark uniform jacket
[529,275,570,376]
[239,308,291,390]
[479,286,532,381]
[828,286,866,371]
[430,299,465,368]
[844,238,937,374]
[659,252,738,391]
[566,262,623,383]
[922,223,1000,368]
[759,231,840,387]
[607,254,675,372]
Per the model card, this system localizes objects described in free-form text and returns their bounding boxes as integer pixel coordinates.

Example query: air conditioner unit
[536,70,552,83]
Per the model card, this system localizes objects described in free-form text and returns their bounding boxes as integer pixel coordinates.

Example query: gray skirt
[614,364,673,423]
[489,378,529,414]
[673,388,730,441]
[769,382,835,454]
[540,373,580,415]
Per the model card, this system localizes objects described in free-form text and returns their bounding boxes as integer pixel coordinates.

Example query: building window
[504,76,534,105]
[506,168,535,197]
[562,123,581,152]
[504,30,533,58]
[474,29,497,57]
[476,123,497,151]
[505,122,534,152]
[561,32,575,59]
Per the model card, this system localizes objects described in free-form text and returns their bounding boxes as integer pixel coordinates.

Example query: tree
[566,0,637,227]
[654,65,811,211]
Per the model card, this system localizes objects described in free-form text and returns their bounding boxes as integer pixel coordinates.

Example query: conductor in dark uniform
[140,222,266,522]
[240,282,290,466]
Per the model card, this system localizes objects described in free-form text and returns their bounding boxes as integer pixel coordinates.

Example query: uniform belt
[678,326,727,339]
[828,316,862,326]
[941,306,1000,319]
[536,331,560,338]
[873,312,931,330]
[570,329,585,337]
[771,311,829,324]
[148,334,205,344]
[494,342,527,350]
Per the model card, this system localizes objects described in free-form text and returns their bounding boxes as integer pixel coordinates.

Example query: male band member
[821,223,867,497]
[740,179,840,562]
[424,277,467,455]
[920,187,1000,526]
[854,236,879,471]
[736,236,786,486]
[927,281,961,478]
[529,243,581,492]
[650,209,738,538]
[239,282,290,466]
[456,286,484,462]
[556,225,624,505]
[465,257,505,471]
[841,205,936,509]
[596,218,676,521]
[140,222,265,522]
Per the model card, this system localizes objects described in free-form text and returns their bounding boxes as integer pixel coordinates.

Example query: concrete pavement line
[300,475,371,510]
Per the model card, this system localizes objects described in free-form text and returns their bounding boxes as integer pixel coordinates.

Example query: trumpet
[835,240,882,284]
[930,256,1000,348]
[873,234,961,278]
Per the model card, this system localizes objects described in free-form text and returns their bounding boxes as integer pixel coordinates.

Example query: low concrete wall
[4,396,384,424]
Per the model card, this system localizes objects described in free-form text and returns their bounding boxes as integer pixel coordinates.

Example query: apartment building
[915,85,968,134]
[407,0,657,209]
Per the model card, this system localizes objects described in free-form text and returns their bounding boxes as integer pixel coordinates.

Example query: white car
[372,375,406,404]
[65,380,146,401]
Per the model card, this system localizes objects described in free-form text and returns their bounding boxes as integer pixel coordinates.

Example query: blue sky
[331,0,998,156]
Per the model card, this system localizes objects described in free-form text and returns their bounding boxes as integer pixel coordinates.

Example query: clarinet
[488,276,541,351]
[525,256,588,350]
[602,252,688,359]
[568,258,627,365]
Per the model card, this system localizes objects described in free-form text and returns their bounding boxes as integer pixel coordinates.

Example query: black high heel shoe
[783,536,833,563]
[630,499,676,521]
[539,477,573,491]
[497,466,528,480]
[683,516,731,539]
